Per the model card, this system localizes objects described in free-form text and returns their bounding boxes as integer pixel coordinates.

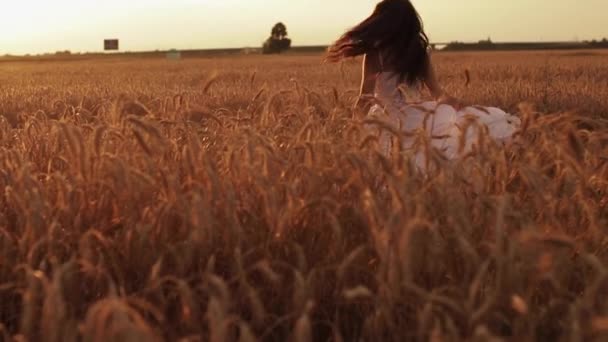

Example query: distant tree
[271,22,288,39]
[263,22,292,54]
[591,38,608,47]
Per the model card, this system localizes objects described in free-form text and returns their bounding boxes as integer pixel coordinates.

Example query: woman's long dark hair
[326,0,430,85]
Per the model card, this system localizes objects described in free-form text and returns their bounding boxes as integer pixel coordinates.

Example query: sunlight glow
[1,0,606,55]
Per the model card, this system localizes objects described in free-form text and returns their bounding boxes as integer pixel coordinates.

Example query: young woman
[326,0,520,167]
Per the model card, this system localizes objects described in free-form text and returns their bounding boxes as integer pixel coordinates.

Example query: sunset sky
[1,0,606,55]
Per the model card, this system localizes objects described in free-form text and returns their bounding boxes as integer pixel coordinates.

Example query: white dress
[367,71,520,169]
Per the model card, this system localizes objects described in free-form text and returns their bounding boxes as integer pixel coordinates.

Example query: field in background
[0,51,607,341]
[2,50,608,119]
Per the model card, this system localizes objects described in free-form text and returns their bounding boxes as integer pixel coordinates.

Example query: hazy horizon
[1,0,606,55]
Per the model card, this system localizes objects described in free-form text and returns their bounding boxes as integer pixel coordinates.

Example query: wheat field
[0,50,607,341]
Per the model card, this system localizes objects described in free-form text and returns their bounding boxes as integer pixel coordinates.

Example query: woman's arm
[424,52,464,108]
[355,52,381,110]
[424,53,445,99]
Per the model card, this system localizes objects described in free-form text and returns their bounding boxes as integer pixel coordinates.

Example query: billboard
[104,39,119,51]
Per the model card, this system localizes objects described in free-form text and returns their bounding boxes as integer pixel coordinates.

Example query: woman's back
[373,50,423,104]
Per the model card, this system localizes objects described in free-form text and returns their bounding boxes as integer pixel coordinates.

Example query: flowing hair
[326,0,430,85]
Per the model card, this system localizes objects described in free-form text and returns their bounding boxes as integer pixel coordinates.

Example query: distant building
[166,49,181,60]
[241,48,260,55]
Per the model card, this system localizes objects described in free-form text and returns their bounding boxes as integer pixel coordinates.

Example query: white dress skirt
[366,72,521,170]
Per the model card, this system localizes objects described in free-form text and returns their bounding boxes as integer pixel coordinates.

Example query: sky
[0,0,606,55]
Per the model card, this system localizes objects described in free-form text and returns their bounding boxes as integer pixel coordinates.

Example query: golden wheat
[0,50,606,341]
